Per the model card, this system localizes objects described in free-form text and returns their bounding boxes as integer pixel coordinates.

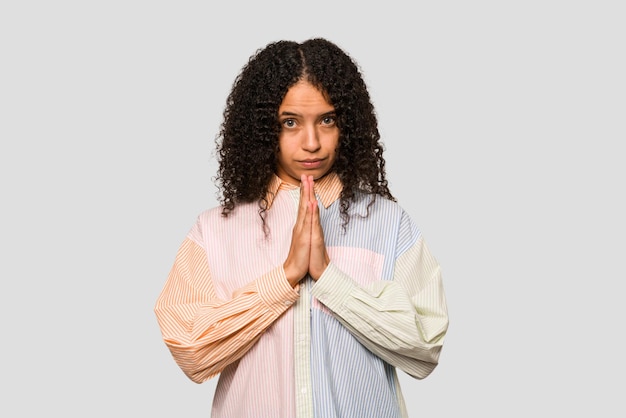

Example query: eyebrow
[278,110,336,118]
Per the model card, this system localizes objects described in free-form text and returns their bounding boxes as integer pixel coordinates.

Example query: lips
[299,158,324,169]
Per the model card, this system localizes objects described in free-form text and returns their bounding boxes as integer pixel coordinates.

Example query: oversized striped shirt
[154,173,448,417]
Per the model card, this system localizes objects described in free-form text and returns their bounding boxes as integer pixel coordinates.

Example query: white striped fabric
[154,173,448,417]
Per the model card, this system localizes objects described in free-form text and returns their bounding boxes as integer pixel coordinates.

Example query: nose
[302,125,321,152]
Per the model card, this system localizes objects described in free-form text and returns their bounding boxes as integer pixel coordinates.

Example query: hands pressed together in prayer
[283,174,330,287]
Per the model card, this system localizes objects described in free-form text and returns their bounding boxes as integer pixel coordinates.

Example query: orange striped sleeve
[154,237,299,383]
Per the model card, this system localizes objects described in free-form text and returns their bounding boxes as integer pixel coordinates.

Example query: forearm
[311,243,448,378]
[155,239,299,382]
[157,289,288,382]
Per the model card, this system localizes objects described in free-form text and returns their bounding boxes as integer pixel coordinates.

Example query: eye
[282,118,297,128]
[321,115,336,126]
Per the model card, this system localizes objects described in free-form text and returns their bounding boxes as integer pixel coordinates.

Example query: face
[276,80,339,185]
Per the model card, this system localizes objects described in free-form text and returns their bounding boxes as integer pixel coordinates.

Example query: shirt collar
[265,172,343,209]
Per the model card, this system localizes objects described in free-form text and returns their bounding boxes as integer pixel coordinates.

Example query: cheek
[277,140,294,157]
[276,144,296,169]
[275,150,286,166]
[275,140,287,158]
[326,134,340,154]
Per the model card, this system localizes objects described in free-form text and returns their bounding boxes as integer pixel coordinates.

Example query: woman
[155,37,448,418]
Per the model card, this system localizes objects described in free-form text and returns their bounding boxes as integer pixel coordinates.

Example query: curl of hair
[215,38,395,231]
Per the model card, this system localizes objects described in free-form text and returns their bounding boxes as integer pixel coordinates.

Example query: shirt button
[301,388,307,394]
[283,300,292,306]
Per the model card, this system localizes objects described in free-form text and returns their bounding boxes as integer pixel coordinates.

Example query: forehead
[280,81,333,110]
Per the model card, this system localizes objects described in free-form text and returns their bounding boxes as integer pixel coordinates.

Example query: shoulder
[188,202,262,241]
[196,206,225,224]
[186,206,221,243]
[353,191,423,235]
[352,191,407,218]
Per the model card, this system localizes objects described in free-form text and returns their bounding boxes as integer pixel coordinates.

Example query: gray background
[2,1,624,416]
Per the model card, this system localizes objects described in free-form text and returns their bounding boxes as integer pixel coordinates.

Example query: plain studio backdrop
[1,1,624,416]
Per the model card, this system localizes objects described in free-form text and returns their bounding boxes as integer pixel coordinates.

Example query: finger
[310,199,322,240]
[307,175,315,204]
[284,179,313,285]
[309,176,321,227]
[309,200,329,280]
[294,174,309,228]
[303,174,312,204]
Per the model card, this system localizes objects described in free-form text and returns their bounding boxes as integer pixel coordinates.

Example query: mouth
[299,158,325,169]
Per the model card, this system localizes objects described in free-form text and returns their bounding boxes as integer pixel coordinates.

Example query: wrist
[283,263,303,287]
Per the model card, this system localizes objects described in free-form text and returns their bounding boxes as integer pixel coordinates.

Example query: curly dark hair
[215,37,395,229]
